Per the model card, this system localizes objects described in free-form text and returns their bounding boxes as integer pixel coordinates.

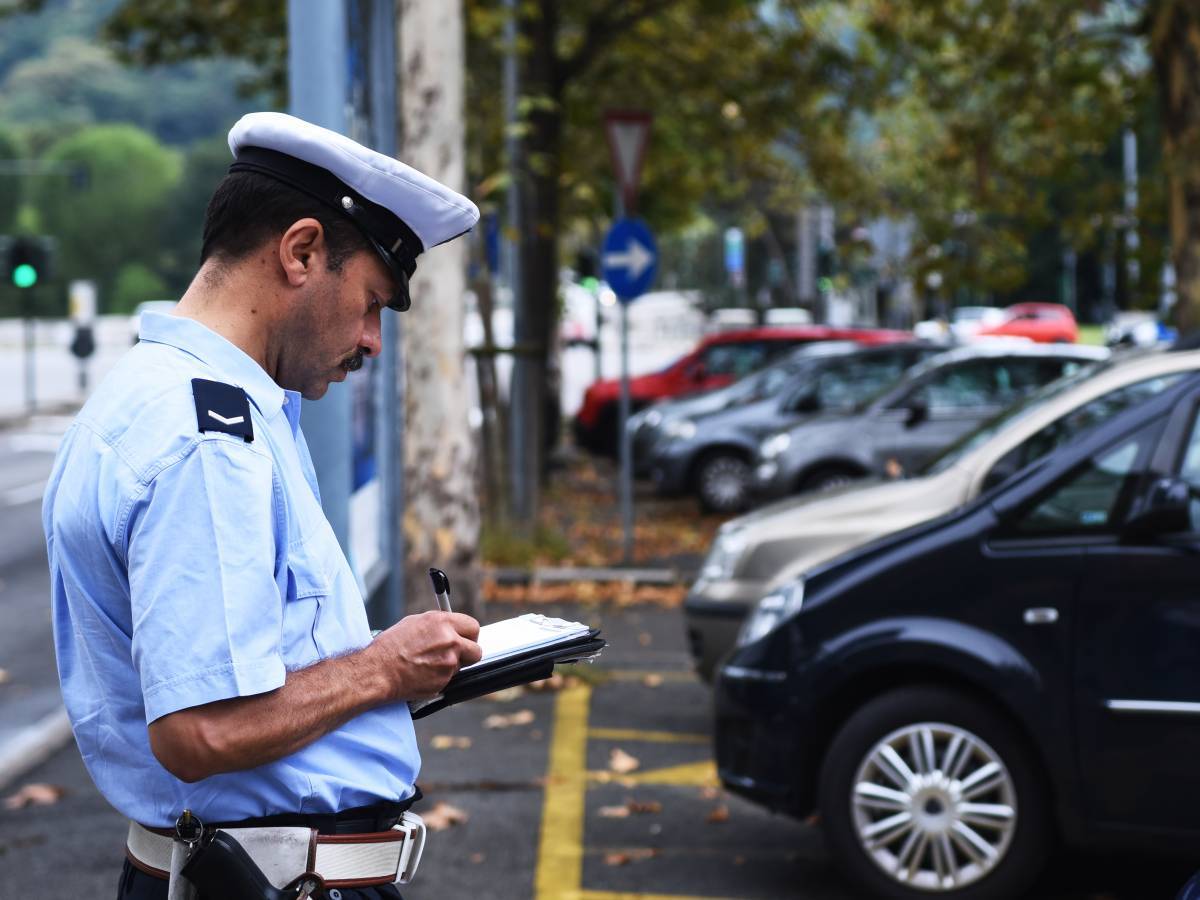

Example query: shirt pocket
[282,549,328,665]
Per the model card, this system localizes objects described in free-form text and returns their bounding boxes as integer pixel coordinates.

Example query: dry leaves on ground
[483,686,526,703]
[430,735,472,750]
[483,579,687,608]
[608,748,640,774]
[706,804,730,824]
[483,709,535,730]
[422,801,469,831]
[603,848,660,867]
[641,674,663,688]
[525,673,579,693]
[4,783,67,809]
[0,667,10,685]
[600,798,663,817]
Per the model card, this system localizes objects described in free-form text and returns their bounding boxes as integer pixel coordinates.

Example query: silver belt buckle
[393,811,427,885]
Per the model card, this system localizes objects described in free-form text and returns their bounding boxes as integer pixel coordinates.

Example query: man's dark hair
[200,171,370,273]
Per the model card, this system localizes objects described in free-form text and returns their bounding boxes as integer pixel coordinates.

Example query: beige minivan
[684,348,1200,679]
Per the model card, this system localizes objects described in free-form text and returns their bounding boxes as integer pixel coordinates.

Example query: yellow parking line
[588,728,708,745]
[535,682,592,900]
[603,670,698,683]
[588,760,718,788]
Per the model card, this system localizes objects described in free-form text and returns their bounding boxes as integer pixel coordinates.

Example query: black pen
[429,567,452,613]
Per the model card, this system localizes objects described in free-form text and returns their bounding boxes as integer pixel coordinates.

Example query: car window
[1012,423,1158,535]
[815,357,912,410]
[982,375,1183,487]
[1175,409,1200,531]
[702,342,767,377]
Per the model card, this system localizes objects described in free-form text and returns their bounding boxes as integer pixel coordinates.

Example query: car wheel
[818,686,1052,900]
[696,453,751,513]
[800,465,861,494]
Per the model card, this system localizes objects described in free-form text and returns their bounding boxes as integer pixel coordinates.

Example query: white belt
[126,812,427,889]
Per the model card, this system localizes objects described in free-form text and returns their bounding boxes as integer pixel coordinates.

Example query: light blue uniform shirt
[43,313,419,827]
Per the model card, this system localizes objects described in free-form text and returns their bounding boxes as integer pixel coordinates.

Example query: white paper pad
[461,613,593,671]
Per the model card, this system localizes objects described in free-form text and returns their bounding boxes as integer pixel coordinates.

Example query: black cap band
[229,146,423,311]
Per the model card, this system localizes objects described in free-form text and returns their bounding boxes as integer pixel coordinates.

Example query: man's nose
[360,311,382,358]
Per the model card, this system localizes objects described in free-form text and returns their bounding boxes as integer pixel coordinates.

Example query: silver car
[751,343,1108,499]
[685,348,1200,679]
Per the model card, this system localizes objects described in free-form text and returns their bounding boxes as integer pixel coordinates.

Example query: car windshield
[919,359,1109,475]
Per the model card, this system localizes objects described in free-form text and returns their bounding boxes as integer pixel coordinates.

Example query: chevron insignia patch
[191,378,254,443]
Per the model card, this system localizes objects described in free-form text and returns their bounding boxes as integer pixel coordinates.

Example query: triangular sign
[604,111,652,213]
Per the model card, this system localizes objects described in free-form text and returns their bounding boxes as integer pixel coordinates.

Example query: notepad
[461,613,595,671]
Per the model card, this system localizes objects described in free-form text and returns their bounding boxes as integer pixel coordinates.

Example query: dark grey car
[646,343,939,512]
[751,343,1110,502]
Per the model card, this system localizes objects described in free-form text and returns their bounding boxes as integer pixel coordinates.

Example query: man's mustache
[341,351,365,373]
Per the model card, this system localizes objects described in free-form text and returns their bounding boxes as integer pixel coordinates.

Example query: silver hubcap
[701,457,748,509]
[851,722,1017,892]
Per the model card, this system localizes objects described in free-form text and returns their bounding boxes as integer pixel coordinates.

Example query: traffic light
[7,237,52,289]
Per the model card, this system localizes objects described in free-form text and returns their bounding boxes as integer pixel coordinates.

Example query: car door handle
[1023,607,1059,625]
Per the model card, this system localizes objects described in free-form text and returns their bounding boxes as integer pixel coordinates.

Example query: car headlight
[663,418,697,441]
[760,431,791,459]
[736,577,805,647]
[699,527,747,582]
[644,409,663,428]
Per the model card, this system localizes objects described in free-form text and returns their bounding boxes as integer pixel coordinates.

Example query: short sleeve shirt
[43,313,419,827]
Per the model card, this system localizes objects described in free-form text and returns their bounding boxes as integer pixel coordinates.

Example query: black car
[714,371,1200,899]
[646,343,939,512]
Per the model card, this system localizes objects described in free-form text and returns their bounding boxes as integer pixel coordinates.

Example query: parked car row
[572,324,910,455]
[689,345,1200,898]
[633,340,1106,514]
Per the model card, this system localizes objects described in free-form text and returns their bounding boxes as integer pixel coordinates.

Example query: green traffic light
[817,276,833,293]
[12,263,37,289]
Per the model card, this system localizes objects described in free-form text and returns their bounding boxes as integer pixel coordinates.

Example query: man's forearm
[149,648,389,783]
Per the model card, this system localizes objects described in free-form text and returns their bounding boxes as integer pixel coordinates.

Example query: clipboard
[409,615,606,719]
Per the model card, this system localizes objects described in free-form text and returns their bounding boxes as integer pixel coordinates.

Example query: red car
[976,302,1078,344]
[572,325,911,455]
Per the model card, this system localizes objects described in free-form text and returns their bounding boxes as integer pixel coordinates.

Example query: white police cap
[227,111,479,311]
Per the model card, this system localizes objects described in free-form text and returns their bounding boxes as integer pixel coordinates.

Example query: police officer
[43,113,483,899]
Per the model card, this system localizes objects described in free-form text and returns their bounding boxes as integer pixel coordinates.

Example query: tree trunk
[1152,1,1200,334]
[397,0,481,613]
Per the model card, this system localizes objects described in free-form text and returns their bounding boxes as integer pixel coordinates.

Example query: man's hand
[366,611,482,701]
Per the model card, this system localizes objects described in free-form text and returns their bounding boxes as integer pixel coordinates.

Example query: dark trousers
[117,859,404,899]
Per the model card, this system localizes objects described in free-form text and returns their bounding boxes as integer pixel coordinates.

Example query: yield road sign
[602,218,658,303]
[604,110,652,214]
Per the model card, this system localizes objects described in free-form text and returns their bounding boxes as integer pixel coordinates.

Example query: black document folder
[410,615,606,719]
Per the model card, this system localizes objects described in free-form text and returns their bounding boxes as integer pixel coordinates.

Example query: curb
[0,707,73,791]
[488,565,693,587]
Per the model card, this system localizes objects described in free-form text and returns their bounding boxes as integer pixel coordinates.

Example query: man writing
[43,112,481,899]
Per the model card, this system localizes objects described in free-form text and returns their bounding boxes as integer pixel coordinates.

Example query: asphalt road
[1,597,1195,899]
[0,415,71,752]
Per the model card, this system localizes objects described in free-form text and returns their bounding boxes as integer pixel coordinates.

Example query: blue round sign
[601,218,658,303]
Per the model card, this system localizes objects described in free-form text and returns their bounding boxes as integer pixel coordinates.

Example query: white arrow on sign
[603,238,654,280]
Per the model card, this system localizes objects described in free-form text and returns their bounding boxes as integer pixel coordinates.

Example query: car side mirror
[904,399,928,428]
[787,391,820,414]
[1124,477,1194,537]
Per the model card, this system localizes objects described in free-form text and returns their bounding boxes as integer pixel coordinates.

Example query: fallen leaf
[803,812,821,827]
[4,783,67,809]
[430,735,472,750]
[604,852,631,867]
[700,786,720,801]
[627,800,662,815]
[604,848,658,866]
[637,632,653,647]
[422,801,469,831]
[530,729,544,740]
[608,748,640,774]
[469,853,486,865]
[734,855,746,866]
[483,709,535,730]
[641,674,663,688]
[706,804,730,824]
[599,805,631,819]
[484,686,526,703]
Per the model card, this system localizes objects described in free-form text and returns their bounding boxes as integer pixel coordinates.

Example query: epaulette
[191,378,254,443]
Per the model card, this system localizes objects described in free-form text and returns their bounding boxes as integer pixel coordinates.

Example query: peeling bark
[1151,0,1200,333]
[398,0,481,613]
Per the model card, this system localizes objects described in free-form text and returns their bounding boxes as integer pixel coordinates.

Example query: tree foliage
[30,124,182,307]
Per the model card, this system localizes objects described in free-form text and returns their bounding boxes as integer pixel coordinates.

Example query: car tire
[817,685,1053,900]
[695,452,751,513]
[799,465,861,494]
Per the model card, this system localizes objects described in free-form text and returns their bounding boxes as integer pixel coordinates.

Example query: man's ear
[278,218,327,288]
